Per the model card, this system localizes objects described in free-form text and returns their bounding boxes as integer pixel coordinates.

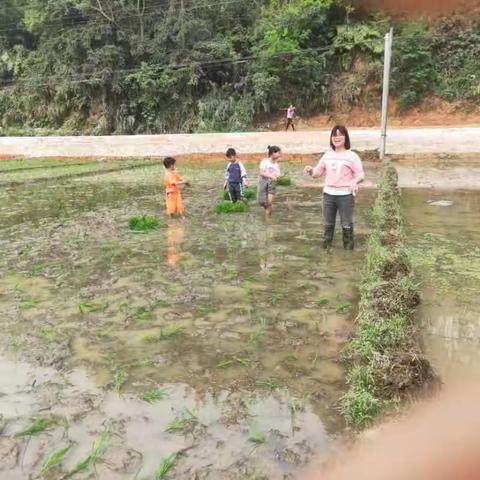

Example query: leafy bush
[215,201,249,214]
[128,216,162,232]
[391,23,436,111]
[223,187,256,200]
[277,175,293,186]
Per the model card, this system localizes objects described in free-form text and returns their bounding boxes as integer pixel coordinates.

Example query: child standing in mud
[223,148,248,203]
[258,145,281,217]
[163,157,189,218]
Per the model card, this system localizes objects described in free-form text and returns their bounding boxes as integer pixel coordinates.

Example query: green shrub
[277,175,293,186]
[128,216,161,232]
[223,187,256,201]
[215,201,249,214]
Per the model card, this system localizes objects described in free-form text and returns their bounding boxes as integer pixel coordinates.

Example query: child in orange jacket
[163,157,189,218]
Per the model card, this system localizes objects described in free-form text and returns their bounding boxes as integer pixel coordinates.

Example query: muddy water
[0,160,373,479]
[403,189,480,380]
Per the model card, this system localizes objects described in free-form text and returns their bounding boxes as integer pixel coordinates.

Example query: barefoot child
[163,157,189,218]
[258,145,281,216]
[223,148,248,203]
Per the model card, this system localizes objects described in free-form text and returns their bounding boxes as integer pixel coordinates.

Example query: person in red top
[163,157,189,218]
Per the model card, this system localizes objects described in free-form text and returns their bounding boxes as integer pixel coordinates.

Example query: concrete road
[1,127,479,158]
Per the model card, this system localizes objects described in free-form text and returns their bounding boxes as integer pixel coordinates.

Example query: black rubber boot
[342,225,354,250]
[323,225,335,249]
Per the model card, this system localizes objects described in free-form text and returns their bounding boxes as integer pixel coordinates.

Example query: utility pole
[380,28,393,160]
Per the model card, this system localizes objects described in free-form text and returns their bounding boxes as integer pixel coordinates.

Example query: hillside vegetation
[0,0,479,135]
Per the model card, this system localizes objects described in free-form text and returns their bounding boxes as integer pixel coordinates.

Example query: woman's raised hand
[304,165,313,175]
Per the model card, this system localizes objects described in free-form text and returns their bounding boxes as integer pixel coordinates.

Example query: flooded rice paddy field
[404,189,480,379]
[0,159,374,479]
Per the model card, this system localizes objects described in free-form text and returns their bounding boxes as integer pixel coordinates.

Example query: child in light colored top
[223,148,248,203]
[163,157,189,218]
[304,125,364,249]
[258,145,281,217]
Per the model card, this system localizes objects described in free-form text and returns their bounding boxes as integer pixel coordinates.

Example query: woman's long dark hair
[267,145,281,156]
[330,125,351,150]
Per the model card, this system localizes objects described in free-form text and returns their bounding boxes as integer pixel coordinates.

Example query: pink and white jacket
[312,149,365,195]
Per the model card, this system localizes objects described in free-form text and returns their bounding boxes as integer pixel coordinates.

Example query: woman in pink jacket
[304,125,365,249]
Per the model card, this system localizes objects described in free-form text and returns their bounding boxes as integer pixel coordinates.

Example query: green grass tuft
[276,175,293,186]
[68,429,110,477]
[17,417,56,437]
[128,215,162,232]
[143,388,169,404]
[215,200,249,214]
[154,452,178,480]
[248,426,266,444]
[223,187,256,201]
[165,410,198,435]
[40,445,71,476]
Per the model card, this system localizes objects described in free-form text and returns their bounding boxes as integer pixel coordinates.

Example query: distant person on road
[163,156,189,218]
[223,148,248,203]
[304,125,364,249]
[258,145,281,217]
[283,104,296,131]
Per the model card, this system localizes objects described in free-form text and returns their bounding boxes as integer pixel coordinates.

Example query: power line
[0,0,254,34]
[0,44,335,88]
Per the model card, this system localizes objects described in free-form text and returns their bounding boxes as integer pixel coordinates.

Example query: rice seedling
[113,366,126,393]
[336,301,353,313]
[217,357,251,369]
[20,298,42,310]
[223,187,256,201]
[39,445,71,476]
[247,331,264,345]
[277,175,293,187]
[78,301,108,314]
[128,215,162,232]
[17,417,56,437]
[68,429,110,477]
[215,200,249,214]
[165,409,198,435]
[316,298,329,307]
[154,452,178,480]
[143,325,184,343]
[248,426,266,444]
[195,303,215,315]
[217,360,235,369]
[143,388,169,404]
[255,378,279,391]
[39,326,56,341]
[288,399,304,416]
[133,306,153,322]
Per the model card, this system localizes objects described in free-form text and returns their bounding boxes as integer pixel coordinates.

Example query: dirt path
[1,127,480,158]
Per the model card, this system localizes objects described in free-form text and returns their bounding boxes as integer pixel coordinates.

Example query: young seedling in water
[195,303,215,315]
[165,410,198,435]
[255,378,278,391]
[68,429,110,477]
[39,326,56,341]
[143,325,184,343]
[215,200,249,214]
[288,399,305,417]
[39,445,71,476]
[248,426,266,444]
[17,417,56,436]
[128,215,162,232]
[113,366,126,393]
[316,298,329,307]
[247,331,264,345]
[336,301,353,313]
[276,175,293,187]
[143,388,169,404]
[154,452,178,479]
[20,298,42,310]
[78,301,108,314]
